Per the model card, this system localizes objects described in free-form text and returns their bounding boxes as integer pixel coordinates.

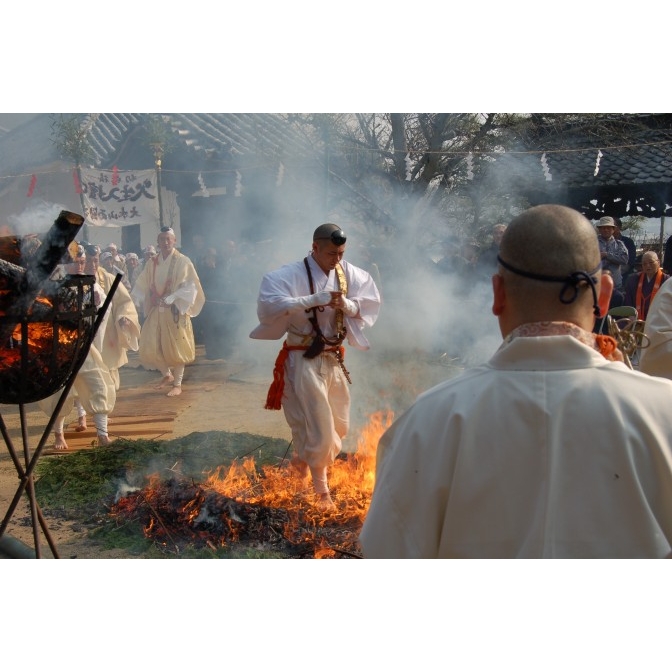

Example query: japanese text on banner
[79,169,160,227]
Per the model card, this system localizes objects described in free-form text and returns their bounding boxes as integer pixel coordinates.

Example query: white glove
[342,297,358,317]
[297,290,332,310]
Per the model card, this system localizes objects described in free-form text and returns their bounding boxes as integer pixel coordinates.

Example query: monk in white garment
[131,227,205,397]
[250,223,381,509]
[638,278,672,379]
[360,204,672,558]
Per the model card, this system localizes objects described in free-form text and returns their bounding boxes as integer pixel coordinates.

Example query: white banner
[79,168,160,227]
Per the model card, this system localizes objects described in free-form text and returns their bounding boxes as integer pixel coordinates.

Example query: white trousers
[282,350,350,471]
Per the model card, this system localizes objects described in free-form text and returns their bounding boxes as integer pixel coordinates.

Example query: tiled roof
[82,113,144,165]
[162,113,318,159]
[4,114,672,221]
[485,115,672,219]
[82,113,318,166]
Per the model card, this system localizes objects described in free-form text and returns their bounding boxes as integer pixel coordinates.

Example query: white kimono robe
[38,280,115,427]
[360,334,672,558]
[131,249,205,371]
[639,279,672,379]
[249,255,381,470]
[94,266,141,389]
[249,255,381,349]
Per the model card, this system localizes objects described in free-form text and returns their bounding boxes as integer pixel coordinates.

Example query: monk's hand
[297,290,333,310]
[331,291,358,316]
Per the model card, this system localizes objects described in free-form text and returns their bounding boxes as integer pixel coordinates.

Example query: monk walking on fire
[250,223,381,510]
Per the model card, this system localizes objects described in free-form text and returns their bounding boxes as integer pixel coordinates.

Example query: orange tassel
[264,342,306,410]
[595,335,621,361]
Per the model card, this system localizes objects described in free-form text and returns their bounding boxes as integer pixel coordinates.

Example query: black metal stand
[0,274,121,558]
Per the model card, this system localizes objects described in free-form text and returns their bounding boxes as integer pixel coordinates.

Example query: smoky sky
[1,125,506,442]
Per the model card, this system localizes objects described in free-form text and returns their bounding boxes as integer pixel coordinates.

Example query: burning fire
[111,410,395,558]
[0,294,78,370]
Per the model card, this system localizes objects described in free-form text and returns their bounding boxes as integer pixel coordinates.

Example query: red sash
[635,269,663,318]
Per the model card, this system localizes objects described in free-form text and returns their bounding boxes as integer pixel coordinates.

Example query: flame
[112,410,395,557]
[0,292,80,370]
[204,409,394,521]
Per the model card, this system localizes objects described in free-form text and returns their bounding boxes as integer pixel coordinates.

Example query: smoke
[177,162,505,444]
[0,123,508,445]
[7,199,69,236]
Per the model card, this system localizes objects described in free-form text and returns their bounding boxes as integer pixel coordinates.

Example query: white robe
[38,283,116,426]
[249,255,381,349]
[360,334,672,558]
[249,255,381,470]
[94,267,141,389]
[638,279,672,378]
[131,249,205,371]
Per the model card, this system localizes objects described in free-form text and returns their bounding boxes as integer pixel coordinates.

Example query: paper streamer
[594,150,603,176]
[197,171,210,197]
[541,152,552,181]
[466,153,474,180]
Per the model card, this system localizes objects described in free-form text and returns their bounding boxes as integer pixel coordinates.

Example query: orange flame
[204,409,394,523]
[115,410,395,557]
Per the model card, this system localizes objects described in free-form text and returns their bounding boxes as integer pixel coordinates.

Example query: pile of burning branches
[109,411,393,559]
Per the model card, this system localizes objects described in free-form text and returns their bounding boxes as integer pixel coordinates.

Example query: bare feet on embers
[166,385,182,397]
[75,415,87,432]
[315,492,336,511]
[289,456,310,483]
[97,433,112,446]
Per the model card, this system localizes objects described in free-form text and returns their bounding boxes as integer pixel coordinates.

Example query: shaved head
[494,205,602,334]
[500,205,600,278]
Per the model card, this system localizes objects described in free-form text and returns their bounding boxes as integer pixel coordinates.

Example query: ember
[110,410,394,558]
[0,275,98,404]
[0,211,98,405]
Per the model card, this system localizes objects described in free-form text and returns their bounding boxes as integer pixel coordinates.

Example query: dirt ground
[0,342,460,559]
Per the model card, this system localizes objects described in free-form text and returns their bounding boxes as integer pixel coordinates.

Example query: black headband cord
[497,255,603,317]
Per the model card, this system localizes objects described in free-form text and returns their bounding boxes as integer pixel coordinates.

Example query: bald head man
[360,203,672,559]
[493,204,602,336]
[623,249,670,321]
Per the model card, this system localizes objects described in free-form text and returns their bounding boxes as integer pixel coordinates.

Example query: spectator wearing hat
[100,251,131,290]
[124,252,143,289]
[596,216,629,308]
[143,245,157,264]
[105,243,128,276]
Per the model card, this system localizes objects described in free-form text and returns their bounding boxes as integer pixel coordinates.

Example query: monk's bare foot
[75,415,87,432]
[97,433,112,446]
[166,385,182,397]
[53,432,69,451]
[315,492,335,511]
[290,456,309,482]
[154,374,174,389]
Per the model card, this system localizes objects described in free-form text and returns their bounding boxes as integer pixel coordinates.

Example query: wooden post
[152,144,165,229]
